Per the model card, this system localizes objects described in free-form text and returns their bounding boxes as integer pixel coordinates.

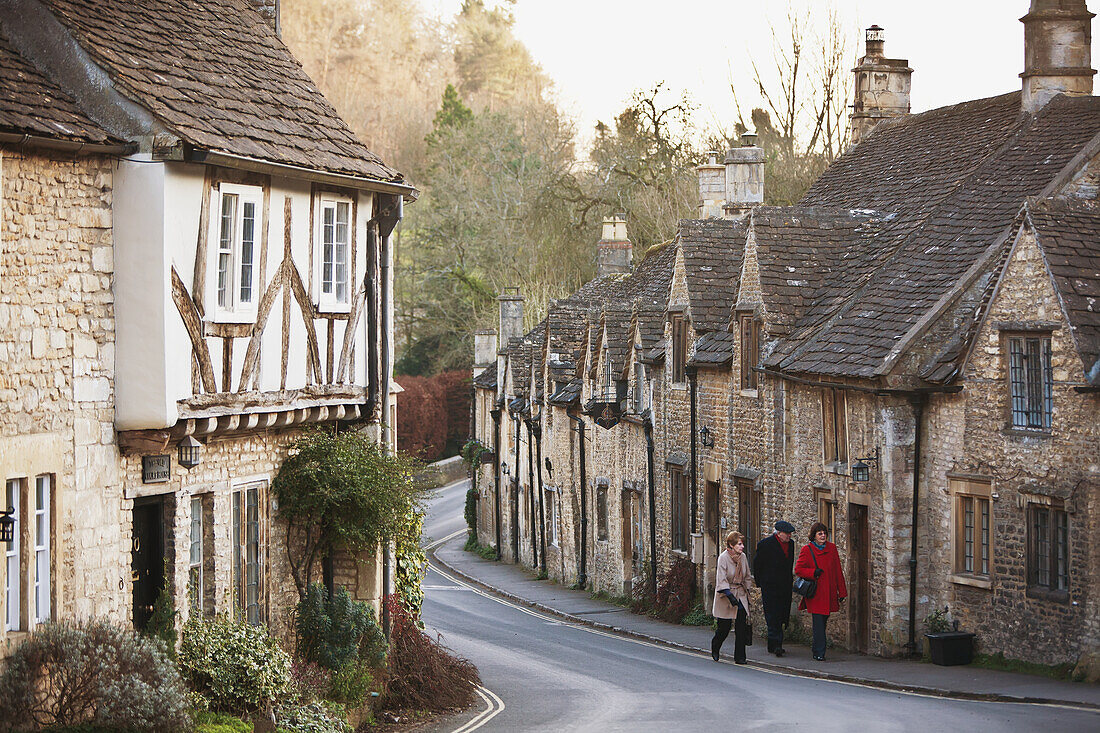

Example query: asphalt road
[419,479,1098,732]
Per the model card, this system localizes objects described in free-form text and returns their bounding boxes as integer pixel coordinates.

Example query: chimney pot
[597,215,632,277]
[723,137,765,219]
[1020,0,1096,112]
[849,25,912,146]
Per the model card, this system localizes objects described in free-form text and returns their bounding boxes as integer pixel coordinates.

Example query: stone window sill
[671,549,688,558]
[1026,586,1070,603]
[670,383,688,391]
[1002,427,1052,439]
[950,573,992,590]
[825,461,849,476]
[739,389,759,399]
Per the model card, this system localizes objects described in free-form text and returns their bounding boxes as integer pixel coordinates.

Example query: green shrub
[192,710,252,733]
[681,603,715,627]
[289,660,332,704]
[464,488,479,541]
[925,606,952,634]
[296,584,386,672]
[327,661,373,707]
[143,566,178,659]
[394,509,427,615]
[0,619,191,732]
[178,615,292,712]
[274,701,350,733]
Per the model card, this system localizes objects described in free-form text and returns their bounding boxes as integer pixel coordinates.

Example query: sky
[421,1,1086,142]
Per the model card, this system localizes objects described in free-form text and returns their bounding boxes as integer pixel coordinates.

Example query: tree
[272,429,425,597]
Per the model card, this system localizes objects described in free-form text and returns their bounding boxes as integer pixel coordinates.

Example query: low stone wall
[415,455,467,489]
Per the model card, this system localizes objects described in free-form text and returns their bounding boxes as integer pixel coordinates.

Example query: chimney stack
[249,0,281,35]
[850,26,912,146]
[474,329,498,378]
[498,287,525,348]
[722,132,765,219]
[697,151,726,218]
[1021,0,1095,113]
[596,215,633,277]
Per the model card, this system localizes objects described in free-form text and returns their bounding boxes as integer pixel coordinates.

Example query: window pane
[335,202,349,303]
[6,479,21,631]
[239,201,255,304]
[34,476,49,623]
[963,497,974,573]
[1025,338,1043,428]
[1035,506,1050,587]
[1042,338,1053,430]
[232,492,241,618]
[322,204,335,295]
[1009,338,1026,428]
[218,194,237,309]
[1055,510,1068,591]
[980,499,990,575]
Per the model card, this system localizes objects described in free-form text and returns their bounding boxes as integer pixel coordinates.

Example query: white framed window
[315,194,353,312]
[5,478,22,632]
[232,481,266,625]
[189,496,203,614]
[208,183,263,322]
[33,475,50,623]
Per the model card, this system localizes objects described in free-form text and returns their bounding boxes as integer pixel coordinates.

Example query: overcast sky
[423,1,1091,141]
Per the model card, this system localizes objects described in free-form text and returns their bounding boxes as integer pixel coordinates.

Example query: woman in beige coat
[711,530,753,664]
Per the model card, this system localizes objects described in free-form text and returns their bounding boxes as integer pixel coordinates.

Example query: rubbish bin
[925,631,975,666]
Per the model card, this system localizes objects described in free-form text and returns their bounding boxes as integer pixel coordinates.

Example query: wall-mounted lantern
[699,425,714,448]
[545,457,553,478]
[0,507,14,544]
[851,446,880,482]
[178,435,203,470]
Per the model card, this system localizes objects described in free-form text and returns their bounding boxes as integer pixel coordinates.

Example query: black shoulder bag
[792,546,820,599]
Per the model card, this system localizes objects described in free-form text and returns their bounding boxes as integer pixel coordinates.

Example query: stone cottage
[473,1,1099,665]
[0,0,413,654]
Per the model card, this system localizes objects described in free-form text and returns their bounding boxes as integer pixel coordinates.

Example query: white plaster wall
[114,156,174,430]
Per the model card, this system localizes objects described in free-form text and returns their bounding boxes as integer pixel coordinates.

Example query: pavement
[432,536,1100,711]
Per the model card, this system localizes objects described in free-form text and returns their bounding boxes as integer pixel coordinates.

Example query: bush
[0,619,191,732]
[143,570,178,659]
[396,370,472,461]
[464,487,479,540]
[654,557,696,623]
[381,596,479,712]
[296,584,386,672]
[681,603,715,627]
[289,660,332,704]
[178,615,292,712]
[327,661,373,707]
[274,701,350,733]
[192,710,252,733]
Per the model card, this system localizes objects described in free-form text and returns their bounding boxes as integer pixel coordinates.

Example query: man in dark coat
[753,520,796,656]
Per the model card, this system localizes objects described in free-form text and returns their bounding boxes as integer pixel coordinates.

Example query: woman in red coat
[795,522,847,661]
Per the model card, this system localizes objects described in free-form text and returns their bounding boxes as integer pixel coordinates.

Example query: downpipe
[568,411,588,589]
[526,416,538,569]
[491,406,503,559]
[907,394,926,656]
[644,414,658,600]
[687,366,698,537]
[533,418,547,576]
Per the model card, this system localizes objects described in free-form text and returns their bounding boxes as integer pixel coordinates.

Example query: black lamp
[0,507,14,544]
[699,425,714,448]
[178,435,203,470]
[851,447,879,482]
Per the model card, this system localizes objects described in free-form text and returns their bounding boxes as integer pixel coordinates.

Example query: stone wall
[0,149,122,654]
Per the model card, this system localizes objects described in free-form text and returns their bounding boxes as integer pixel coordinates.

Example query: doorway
[620,489,633,595]
[736,478,759,560]
[848,502,871,653]
[131,497,167,631]
[703,480,721,614]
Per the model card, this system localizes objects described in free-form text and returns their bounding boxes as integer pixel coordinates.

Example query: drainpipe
[512,414,520,561]
[687,365,699,537]
[907,394,926,656]
[491,406,503,559]
[533,417,547,576]
[568,411,588,589]
[527,416,538,569]
[644,414,658,600]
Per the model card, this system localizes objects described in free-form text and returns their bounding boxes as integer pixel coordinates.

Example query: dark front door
[848,502,871,653]
[704,480,720,550]
[131,499,165,631]
[736,479,758,560]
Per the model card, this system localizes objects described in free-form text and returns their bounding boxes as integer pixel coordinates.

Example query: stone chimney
[697,151,726,218]
[1021,0,1096,113]
[722,132,765,219]
[596,215,633,277]
[498,287,524,348]
[249,0,281,35]
[474,329,498,379]
[850,26,912,145]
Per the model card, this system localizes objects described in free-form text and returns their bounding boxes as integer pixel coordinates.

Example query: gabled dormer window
[1006,333,1052,432]
[671,312,688,384]
[209,183,263,322]
[316,194,353,312]
[738,312,759,390]
[632,350,646,413]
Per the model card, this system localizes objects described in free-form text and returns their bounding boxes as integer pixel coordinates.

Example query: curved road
[419,479,1098,732]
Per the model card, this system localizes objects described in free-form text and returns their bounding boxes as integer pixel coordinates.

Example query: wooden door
[131,499,165,631]
[848,503,871,653]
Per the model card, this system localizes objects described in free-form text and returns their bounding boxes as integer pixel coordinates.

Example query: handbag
[732,596,753,646]
[793,546,821,599]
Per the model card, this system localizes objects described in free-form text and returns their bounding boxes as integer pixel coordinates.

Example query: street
[419,480,1100,732]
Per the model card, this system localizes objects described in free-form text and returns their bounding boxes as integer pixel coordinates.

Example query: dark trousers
[812,613,829,659]
[762,600,785,652]
[711,606,748,662]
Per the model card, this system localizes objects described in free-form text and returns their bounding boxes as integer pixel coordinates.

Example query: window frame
[1027,499,1069,599]
[632,351,646,414]
[670,313,688,385]
[596,481,609,542]
[232,481,267,625]
[546,487,559,547]
[816,487,836,535]
[738,312,759,391]
[207,182,263,323]
[314,193,355,313]
[821,388,848,466]
[33,475,50,624]
[5,478,23,632]
[670,467,689,552]
[1004,332,1053,433]
[949,478,992,585]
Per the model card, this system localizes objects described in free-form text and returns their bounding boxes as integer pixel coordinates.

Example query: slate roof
[689,331,736,367]
[1028,199,1100,385]
[473,364,498,391]
[679,218,748,332]
[547,378,582,406]
[768,92,1100,379]
[0,26,122,144]
[36,0,405,184]
[597,306,634,377]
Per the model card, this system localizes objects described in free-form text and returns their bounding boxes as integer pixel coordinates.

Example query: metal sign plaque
[593,402,622,430]
[142,455,171,484]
